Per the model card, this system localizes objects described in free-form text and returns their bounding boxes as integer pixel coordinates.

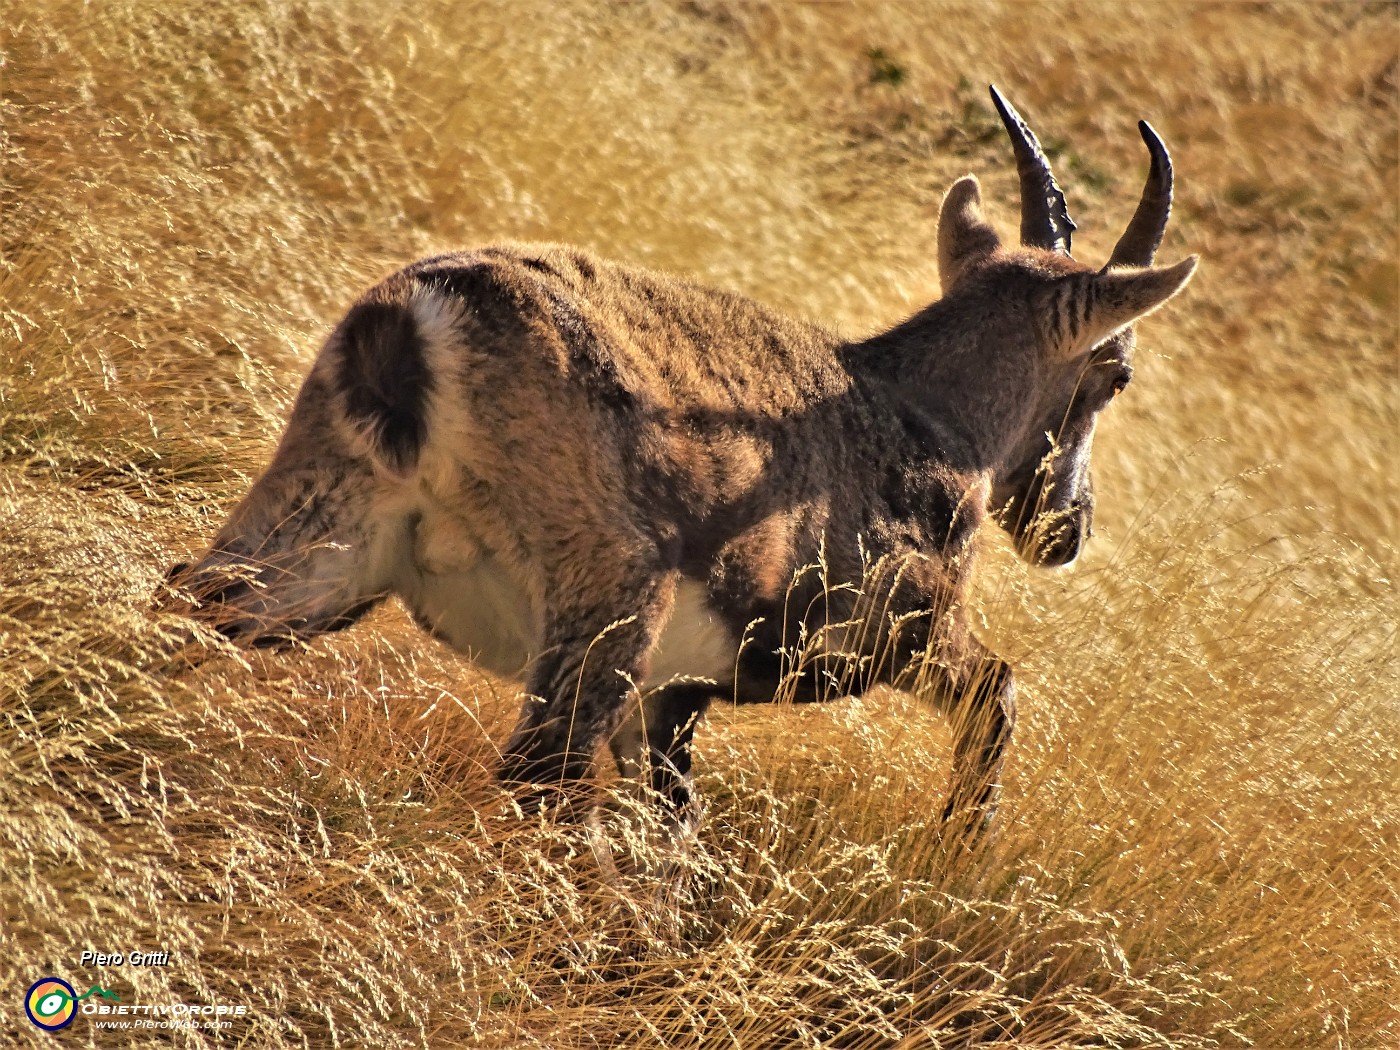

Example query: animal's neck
[850,303,1033,477]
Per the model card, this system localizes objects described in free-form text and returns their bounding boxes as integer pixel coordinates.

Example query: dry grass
[2,1,1396,1046]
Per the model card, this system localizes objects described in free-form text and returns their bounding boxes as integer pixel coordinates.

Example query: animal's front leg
[938,641,1016,838]
[499,571,677,806]
[879,599,1016,838]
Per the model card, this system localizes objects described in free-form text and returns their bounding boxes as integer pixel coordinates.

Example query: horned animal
[167,87,1195,837]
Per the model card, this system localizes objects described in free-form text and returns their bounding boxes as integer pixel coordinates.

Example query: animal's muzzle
[160,559,379,650]
[1018,499,1092,567]
[160,560,273,643]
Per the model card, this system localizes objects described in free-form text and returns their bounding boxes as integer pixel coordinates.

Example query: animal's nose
[161,561,257,610]
[154,561,194,612]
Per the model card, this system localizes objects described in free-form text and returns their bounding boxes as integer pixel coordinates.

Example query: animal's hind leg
[498,567,677,805]
[609,682,715,821]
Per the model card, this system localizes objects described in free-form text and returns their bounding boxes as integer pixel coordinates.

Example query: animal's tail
[325,275,439,476]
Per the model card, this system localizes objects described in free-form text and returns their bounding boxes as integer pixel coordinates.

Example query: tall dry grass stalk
[2,1,1396,1046]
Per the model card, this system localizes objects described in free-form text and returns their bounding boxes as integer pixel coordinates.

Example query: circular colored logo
[25,977,77,1031]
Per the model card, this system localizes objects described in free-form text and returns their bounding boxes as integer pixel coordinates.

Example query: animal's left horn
[1107,120,1173,268]
[989,84,1076,255]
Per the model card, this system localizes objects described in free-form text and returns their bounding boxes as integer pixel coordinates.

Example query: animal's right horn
[989,84,1076,255]
[1107,121,1173,268]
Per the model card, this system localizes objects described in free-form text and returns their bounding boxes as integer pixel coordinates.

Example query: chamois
[167,87,1196,836]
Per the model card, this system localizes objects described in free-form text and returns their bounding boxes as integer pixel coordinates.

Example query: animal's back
[374,245,878,553]
[403,244,848,411]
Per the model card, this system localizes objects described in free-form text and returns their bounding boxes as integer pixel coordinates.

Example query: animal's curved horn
[1107,120,1173,268]
[988,84,1076,255]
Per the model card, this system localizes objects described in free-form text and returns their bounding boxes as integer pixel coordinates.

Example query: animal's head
[937,86,1196,567]
[163,326,421,646]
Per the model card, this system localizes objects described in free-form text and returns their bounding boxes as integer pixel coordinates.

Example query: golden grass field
[2,1,1397,1046]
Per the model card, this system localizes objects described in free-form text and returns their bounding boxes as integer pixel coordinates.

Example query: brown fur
[167,96,1196,838]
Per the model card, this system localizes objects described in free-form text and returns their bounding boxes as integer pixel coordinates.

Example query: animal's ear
[938,177,1002,293]
[1073,255,1198,353]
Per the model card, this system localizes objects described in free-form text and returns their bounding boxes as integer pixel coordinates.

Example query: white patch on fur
[409,289,465,359]
[645,580,737,691]
[409,289,474,494]
[391,487,539,676]
[404,553,537,676]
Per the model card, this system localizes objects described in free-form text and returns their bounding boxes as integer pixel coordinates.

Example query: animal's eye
[1110,368,1133,397]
